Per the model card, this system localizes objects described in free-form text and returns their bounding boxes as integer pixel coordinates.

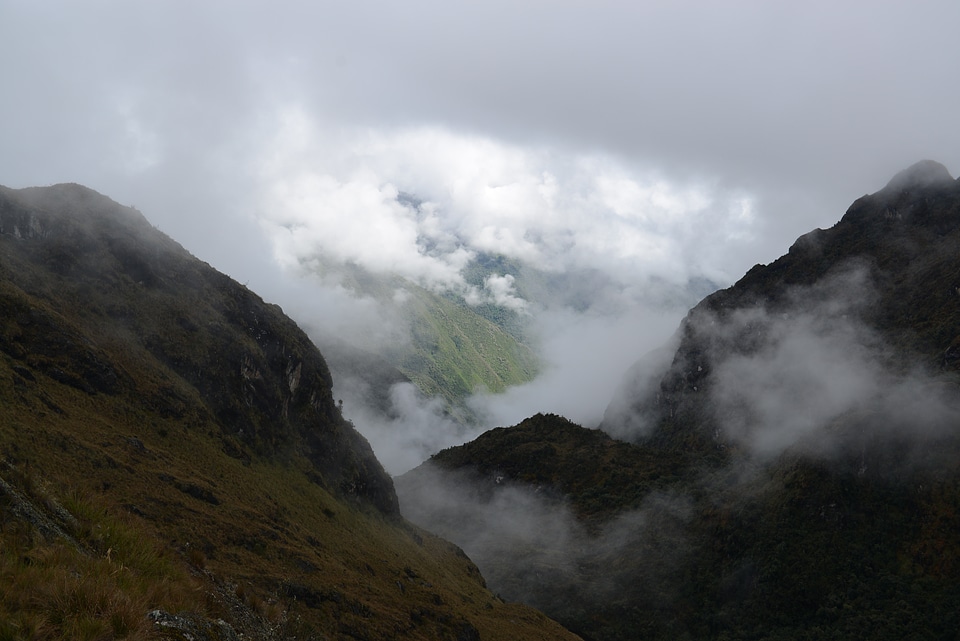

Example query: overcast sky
[4,1,960,462]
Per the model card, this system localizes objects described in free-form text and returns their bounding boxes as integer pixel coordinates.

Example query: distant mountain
[313,213,715,426]
[306,260,539,423]
[397,161,960,640]
[0,183,579,640]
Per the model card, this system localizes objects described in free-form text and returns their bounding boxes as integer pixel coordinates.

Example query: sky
[3,0,960,471]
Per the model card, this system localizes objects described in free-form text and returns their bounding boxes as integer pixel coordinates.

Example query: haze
[4,1,959,472]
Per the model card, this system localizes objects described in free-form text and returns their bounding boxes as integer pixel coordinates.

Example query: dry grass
[0,487,202,641]
[0,386,580,641]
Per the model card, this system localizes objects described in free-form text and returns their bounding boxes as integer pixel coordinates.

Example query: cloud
[468,305,682,429]
[694,268,960,461]
[247,112,752,463]
[710,307,884,457]
[6,0,960,480]
[475,274,528,312]
[396,463,692,616]
[334,381,481,476]
[255,110,759,292]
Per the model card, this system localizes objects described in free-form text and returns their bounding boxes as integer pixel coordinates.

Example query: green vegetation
[0,477,201,641]
[319,259,539,421]
[394,286,538,411]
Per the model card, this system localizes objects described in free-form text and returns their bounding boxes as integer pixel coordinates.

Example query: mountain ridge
[0,182,581,640]
[398,161,960,640]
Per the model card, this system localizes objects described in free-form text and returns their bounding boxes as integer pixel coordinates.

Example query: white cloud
[255,109,759,294]
[336,382,480,476]
[482,274,527,312]
[469,306,682,428]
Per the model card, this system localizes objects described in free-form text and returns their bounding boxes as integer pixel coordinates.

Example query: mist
[395,261,960,631]
[467,305,682,430]
[5,1,960,479]
[289,271,689,475]
[253,123,735,473]
[396,463,693,617]
[699,266,960,463]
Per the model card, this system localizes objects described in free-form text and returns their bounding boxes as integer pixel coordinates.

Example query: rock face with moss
[0,183,580,641]
[398,162,960,641]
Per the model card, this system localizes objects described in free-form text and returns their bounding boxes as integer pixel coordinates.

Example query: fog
[395,261,960,627]
[695,266,960,462]
[397,464,693,616]
[4,1,960,473]
[257,121,738,473]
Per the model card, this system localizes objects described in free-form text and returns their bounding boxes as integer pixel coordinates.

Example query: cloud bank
[249,113,759,468]
[668,267,960,464]
[5,0,960,475]
[256,110,757,293]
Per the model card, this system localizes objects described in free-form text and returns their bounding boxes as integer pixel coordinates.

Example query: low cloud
[478,274,528,312]
[468,306,682,429]
[252,112,734,471]
[396,464,692,615]
[396,263,960,630]
[333,380,483,476]
[692,267,960,462]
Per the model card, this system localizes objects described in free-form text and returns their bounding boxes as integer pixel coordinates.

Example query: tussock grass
[0,480,202,641]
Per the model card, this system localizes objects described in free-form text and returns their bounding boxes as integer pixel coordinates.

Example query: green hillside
[319,262,539,421]
[394,286,538,408]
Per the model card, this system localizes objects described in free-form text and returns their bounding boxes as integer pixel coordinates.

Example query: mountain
[303,258,539,424]
[311,224,713,427]
[0,183,580,640]
[397,161,960,640]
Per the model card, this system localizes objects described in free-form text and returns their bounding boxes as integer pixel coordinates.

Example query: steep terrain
[0,183,579,640]
[398,161,960,640]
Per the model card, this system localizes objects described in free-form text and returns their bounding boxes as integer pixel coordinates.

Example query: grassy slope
[0,382,575,640]
[0,183,578,641]
[397,287,538,405]
[331,263,539,419]
[0,378,576,640]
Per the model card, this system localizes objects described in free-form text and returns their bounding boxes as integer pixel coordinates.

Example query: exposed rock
[148,610,242,641]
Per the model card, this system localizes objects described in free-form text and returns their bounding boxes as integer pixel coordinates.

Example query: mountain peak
[881,159,953,193]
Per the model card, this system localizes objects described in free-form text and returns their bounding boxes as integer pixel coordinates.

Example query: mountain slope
[397,161,960,640]
[0,183,580,641]
[309,261,539,422]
